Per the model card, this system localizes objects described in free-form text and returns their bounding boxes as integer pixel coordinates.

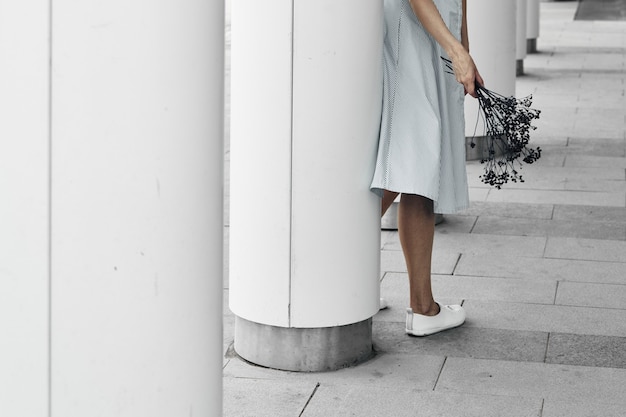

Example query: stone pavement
[223,2,626,416]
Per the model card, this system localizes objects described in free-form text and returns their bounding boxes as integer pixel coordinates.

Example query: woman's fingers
[450,50,479,98]
[457,65,477,98]
[475,70,485,88]
[464,74,477,98]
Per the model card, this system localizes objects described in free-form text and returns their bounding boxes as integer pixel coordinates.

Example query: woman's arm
[461,0,469,52]
[408,0,482,96]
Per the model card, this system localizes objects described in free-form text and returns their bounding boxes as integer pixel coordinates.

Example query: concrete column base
[234,316,373,372]
[527,38,538,53]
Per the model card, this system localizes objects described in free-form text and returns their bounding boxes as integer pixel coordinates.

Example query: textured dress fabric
[370,0,469,214]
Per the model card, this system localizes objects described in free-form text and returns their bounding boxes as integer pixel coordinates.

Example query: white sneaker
[405,304,466,336]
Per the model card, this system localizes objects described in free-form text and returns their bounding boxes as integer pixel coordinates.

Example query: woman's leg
[381,190,399,216]
[397,193,439,316]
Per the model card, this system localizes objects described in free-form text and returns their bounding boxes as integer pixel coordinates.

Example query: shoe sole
[405,321,465,337]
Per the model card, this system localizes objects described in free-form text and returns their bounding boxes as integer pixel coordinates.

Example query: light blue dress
[370,0,469,214]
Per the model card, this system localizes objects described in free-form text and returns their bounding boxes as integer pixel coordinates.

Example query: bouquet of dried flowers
[472,82,542,188]
[443,57,542,189]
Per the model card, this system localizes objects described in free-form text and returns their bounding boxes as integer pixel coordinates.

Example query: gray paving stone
[224,352,444,391]
[543,398,626,417]
[565,155,626,168]
[380,230,397,248]
[571,125,625,141]
[381,272,557,305]
[545,237,626,262]
[485,188,625,207]
[380,248,459,276]
[466,164,569,191]
[458,201,555,220]
[533,81,580,98]
[373,321,548,363]
[311,352,445,390]
[534,106,578,133]
[471,216,626,241]
[574,108,626,132]
[437,357,626,404]
[562,177,626,193]
[546,332,626,369]
[524,146,567,167]
[556,281,626,309]
[534,124,578,139]
[553,204,626,223]
[434,214,476,234]
[527,134,569,146]
[463,300,626,337]
[577,93,626,109]
[302,385,542,417]
[455,254,626,285]
[525,93,578,115]
[223,356,311,380]
[223,377,316,417]
[494,162,624,182]
[468,186,489,202]
[382,233,547,258]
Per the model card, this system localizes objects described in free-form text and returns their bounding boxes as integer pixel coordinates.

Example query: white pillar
[230,0,382,371]
[465,0,517,157]
[516,0,528,75]
[208,2,225,413]
[527,0,541,53]
[50,1,223,416]
[0,1,50,416]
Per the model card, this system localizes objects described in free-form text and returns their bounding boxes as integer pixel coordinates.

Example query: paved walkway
[576,0,626,20]
[223,2,626,416]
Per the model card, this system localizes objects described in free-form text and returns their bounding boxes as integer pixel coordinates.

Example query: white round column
[208,2,225,413]
[516,0,528,75]
[0,1,50,415]
[51,1,223,416]
[230,0,382,371]
[527,0,541,53]
[465,0,517,159]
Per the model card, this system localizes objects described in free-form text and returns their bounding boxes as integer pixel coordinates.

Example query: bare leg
[397,193,439,316]
[381,190,399,216]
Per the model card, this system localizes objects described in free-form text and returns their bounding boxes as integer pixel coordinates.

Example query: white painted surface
[50,1,223,415]
[229,0,294,328]
[465,0,517,137]
[230,0,382,328]
[517,0,528,60]
[290,0,382,327]
[527,0,540,40]
[0,1,50,416]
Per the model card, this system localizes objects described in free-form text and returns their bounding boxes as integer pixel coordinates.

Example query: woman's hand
[448,46,483,98]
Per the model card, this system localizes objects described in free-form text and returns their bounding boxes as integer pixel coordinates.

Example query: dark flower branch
[442,57,542,189]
